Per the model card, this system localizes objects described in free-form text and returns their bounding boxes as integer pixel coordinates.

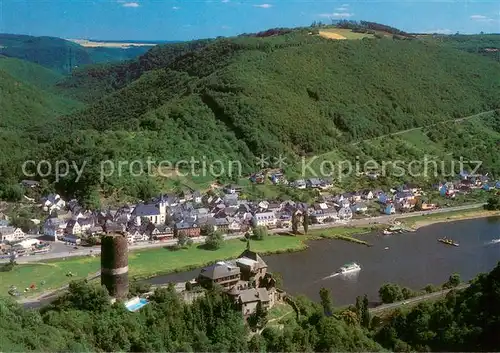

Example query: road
[2,203,485,264]
[369,283,470,314]
[0,233,244,264]
[352,110,497,146]
[24,278,471,311]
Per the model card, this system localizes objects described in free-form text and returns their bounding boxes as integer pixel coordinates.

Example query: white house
[193,191,203,204]
[253,212,277,228]
[351,203,368,214]
[0,227,25,242]
[43,218,67,239]
[127,231,149,243]
[312,208,339,224]
[228,219,242,233]
[258,201,269,211]
[362,190,374,200]
[338,207,353,220]
[293,180,306,189]
[42,194,66,213]
[339,198,351,208]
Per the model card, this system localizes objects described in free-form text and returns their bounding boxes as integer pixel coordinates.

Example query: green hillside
[56,39,214,102]
[419,34,500,61]
[0,56,63,89]
[1,262,499,352]
[65,33,500,159]
[0,33,151,74]
[0,69,83,129]
[2,29,500,203]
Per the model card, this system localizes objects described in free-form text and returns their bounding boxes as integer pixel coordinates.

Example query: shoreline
[399,209,500,230]
[135,240,309,282]
[10,208,498,302]
[137,210,500,281]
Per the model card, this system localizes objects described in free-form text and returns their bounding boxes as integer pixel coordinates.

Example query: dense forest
[1,262,499,352]
[0,64,83,129]
[422,34,500,61]
[1,27,500,203]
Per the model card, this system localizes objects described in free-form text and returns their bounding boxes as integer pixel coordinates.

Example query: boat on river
[438,237,459,247]
[337,262,361,274]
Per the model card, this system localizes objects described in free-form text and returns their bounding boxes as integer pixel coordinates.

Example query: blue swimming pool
[125,298,149,312]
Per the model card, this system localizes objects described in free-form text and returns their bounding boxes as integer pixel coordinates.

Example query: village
[0,169,498,258]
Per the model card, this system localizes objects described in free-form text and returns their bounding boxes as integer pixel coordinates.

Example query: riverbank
[3,226,377,299]
[4,205,492,299]
[307,226,378,246]
[400,208,500,230]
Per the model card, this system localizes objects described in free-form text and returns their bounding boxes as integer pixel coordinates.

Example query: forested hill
[0,33,151,74]
[2,28,500,203]
[419,34,500,61]
[0,56,63,90]
[55,39,214,102]
[64,32,500,160]
[1,262,499,351]
[0,67,83,130]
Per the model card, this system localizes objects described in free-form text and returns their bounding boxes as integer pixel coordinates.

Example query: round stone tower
[100,232,129,299]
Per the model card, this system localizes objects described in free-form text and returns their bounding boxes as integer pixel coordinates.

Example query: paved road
[369,283,470,314]
[2,203,485,264]
[1,234,244,264]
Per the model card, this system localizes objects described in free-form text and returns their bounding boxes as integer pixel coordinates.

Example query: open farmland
[318,28,375,40]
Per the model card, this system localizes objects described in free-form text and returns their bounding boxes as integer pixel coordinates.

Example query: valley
[1,26,500,205]
[1,16,500,353]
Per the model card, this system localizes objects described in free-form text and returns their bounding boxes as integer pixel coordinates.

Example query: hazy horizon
[1,0,499,41]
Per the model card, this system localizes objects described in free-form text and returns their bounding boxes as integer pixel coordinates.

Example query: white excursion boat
[337,262,361,274]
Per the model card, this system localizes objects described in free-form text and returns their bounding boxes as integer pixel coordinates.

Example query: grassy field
[318,28,375,40]
[1,235,306,298]
[0,224,380,298]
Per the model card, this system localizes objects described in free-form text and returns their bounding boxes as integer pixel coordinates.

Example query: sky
[0,0,499,41]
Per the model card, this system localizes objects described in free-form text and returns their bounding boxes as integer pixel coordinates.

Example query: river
[146,217,500,306]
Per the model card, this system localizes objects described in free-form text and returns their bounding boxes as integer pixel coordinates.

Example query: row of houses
[0,227,26,243]
[439,177,500,198]
[29,171,499,243]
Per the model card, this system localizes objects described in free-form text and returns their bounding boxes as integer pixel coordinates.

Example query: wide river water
[146,217,500,306]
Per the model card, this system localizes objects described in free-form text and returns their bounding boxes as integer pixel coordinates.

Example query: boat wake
[486,239,500,245]
[322,273,340,280]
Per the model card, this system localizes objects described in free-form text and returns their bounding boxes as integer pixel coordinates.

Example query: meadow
[318,28,375,40]
[1,235,306,297]
[1,226,377,298]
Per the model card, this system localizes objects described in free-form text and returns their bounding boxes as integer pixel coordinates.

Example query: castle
[196,246,282,317]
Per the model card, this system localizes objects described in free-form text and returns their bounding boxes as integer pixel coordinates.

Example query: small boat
[384,247,389,250]
[438,237,459,247]
[383,230,393,235]
[337,262,361,274]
